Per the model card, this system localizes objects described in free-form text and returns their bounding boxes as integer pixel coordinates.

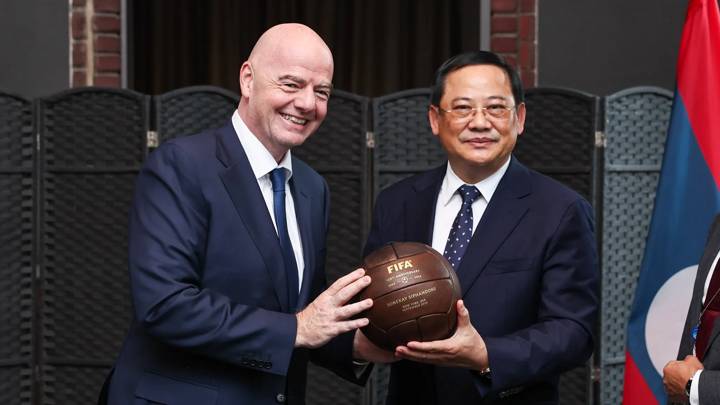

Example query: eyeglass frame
[432,102,522,121]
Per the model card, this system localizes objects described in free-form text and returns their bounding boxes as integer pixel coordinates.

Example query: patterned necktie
[270,168,299,310]
[443,185,482,270]
[695,257,720,360]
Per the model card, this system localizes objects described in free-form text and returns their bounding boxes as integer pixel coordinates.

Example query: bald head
[249,23,333,73]
[237,24,335,162]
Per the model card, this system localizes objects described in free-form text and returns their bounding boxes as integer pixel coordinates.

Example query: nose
[293,87,316,112]
[466,108,492,130]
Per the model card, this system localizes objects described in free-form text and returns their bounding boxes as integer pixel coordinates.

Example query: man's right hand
[295,268,372,348]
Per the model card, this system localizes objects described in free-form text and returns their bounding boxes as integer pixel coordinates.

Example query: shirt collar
[438,157,511,207]
[232,110,293,180]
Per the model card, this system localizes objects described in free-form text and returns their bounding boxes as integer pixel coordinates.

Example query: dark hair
[430,51,524,106]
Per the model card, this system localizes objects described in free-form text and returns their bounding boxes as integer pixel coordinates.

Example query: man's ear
[239,62,253,97]
[515,102,526,135]
[428,106,440,137]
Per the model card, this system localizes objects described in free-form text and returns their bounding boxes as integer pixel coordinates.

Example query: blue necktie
[443,185,481,270]
[270,168,299,310]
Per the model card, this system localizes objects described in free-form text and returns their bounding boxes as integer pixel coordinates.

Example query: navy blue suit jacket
[105,123,359,405]
[364,158,599,404]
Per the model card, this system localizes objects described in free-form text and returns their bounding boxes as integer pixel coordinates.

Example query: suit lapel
[215,123,290,311]
[290,171,316,309]
[457,158,531,295]
[699,227,720,357]
[405,166,446,244]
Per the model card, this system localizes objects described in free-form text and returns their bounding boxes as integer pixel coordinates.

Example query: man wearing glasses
[363,51,599,404]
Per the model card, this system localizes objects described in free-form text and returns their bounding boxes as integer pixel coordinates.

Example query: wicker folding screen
[37,88,149,405]
[0,84,676,405]
[287,89,372,405]
[517,87,602,405]
[516,87,601,203]
[368,88,440,405]
[155,86,240,142]
[372,89,445,195]
[600,87,672,405]
[0,92,35,405]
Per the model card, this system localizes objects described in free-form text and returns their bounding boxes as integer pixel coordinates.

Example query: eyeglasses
[436,104,516,120]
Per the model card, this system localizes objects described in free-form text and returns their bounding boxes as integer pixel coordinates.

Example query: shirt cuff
[689,369,702,405]
[352,360,370,378]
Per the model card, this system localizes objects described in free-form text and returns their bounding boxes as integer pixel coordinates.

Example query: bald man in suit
[101,23,389,405]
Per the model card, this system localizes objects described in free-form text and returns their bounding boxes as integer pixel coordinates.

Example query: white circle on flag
[645,265,698,375]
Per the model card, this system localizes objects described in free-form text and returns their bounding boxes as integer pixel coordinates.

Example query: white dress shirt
[691,247,720,404]
[430,158,510,254]
[232,111,304,291]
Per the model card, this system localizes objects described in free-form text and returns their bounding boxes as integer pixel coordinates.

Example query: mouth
[464,137,497,145]
[281,113,309,126]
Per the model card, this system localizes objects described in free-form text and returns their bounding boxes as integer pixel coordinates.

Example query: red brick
[94,74,121,88]
[520,0,535,13]
[95,0,120,13]
[519,15,535,40]
[93,15,120,33]
[521,69,536,87]
[72,42,86,67]
[492,0,517,12]
[72,11,86,39]
[519,41,535,68]
[72,71,87,87]
[492,16,517,34]
[96,54,121,72]
[95,35,120,52]
[503,55,518,69]
[491,36,517,53]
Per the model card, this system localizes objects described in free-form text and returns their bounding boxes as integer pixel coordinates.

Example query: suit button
[250,360,257,367]
[276,393,286,403]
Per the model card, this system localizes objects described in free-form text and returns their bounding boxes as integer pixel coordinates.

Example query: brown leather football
[356,242,462,351]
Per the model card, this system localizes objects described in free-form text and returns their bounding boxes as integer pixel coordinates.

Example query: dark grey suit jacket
[678,214,720,404]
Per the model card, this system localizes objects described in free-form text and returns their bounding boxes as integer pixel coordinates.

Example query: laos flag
[622,0,720,403]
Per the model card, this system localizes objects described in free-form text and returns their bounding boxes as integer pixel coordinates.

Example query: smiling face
[238,24,334,162]
[429,64,526,183]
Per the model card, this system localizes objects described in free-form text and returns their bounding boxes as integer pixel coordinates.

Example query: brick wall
[70,0,122,88]
[491,0,538,87]
[67,1,536,89]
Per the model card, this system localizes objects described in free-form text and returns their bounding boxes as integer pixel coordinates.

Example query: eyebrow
[448,96,511,103]
[278,74,333,91]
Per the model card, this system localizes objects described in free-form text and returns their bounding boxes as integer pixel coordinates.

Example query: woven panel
[371,89,444,405]
[0,93,34,405]
[41,173,136,361]
[295,91,369,404]
[41,366,109,405]
[600,87,672,405]
[558,366,590,405]
[156,86,239,141]
[295,90,367,169]
[0,175,34,359]
[324,173,365,282]
[601,364,626,405]
[297,90,369,282]
[515,88,599,202]
[373,89,445,195]
[305,363,363,405]
[42,90,147,167]
[0,93,34,167]
[0,367,32,405]
[38,89,148,405]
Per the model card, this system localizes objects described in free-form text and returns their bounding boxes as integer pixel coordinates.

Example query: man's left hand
[395,300,488,371]
[662,355,703,404]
